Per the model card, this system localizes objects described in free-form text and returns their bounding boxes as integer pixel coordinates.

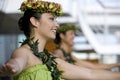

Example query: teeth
[52,30,56,33]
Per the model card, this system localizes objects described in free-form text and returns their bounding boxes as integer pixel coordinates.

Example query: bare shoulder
[54,49,63,55]
[53,49,63,57]
[11,45,32,58]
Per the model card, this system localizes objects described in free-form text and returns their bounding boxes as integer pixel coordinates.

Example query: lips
[51,29,56,33]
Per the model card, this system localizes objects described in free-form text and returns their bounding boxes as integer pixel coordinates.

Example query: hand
[0,63,17,77]
[0,59,19,77]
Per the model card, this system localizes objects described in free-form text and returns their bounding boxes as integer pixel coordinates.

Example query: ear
[30,17,39,28]
[60,33,65,39]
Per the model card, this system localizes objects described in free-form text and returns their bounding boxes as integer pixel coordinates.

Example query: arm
[53,49,65,60]
[72,55,120,70]
[56,58,120,80]
[0,47,28,76]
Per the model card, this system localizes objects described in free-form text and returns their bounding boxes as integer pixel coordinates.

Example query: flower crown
[19,0,62,16]
[57,23,78,33]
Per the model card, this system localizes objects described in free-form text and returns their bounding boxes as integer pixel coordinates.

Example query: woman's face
[37,13,59,40]
[62,30,75,46]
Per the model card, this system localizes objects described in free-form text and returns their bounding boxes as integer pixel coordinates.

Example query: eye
[49,17,55,21]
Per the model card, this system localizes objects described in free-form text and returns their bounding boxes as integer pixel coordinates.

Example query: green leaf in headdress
[49,4,54,9]
[26,3,32,8]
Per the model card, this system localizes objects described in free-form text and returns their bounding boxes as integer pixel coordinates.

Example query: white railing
[76,1,120,54]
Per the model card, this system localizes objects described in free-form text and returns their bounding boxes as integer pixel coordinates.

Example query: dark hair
[54,31,66,45]
[54,33,61,44]
[18,10,42,38]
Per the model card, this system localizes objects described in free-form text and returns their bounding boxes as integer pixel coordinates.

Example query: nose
[73,33,75,38]
[55,21,59,28]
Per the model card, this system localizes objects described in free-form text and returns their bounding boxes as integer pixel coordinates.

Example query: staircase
[75,0,120,55]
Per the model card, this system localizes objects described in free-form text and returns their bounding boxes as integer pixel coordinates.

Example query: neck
[60,42,72,53]
[30,35,47,52]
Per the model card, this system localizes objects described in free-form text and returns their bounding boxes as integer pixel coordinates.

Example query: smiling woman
[0,0,63,80]
[1,0,120,80]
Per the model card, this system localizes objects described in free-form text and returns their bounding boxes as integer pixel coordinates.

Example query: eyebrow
[48,13,57,18]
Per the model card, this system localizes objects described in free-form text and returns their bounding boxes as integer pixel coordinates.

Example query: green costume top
[13,39,63,80]
[13,63,64,80]
[13,64,52,80]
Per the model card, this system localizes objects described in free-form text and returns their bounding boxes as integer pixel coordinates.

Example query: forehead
[41,13,56,18]
[66,30,75,34]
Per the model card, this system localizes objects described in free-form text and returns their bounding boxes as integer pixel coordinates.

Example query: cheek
[65,36,72,42]
[42,23,50,31]
[68,36,74,43]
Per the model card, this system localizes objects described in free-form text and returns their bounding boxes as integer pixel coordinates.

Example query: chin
[49,36,55,40]
[52,34,56,39]
[70,43,74,46]
[52,36,56,40]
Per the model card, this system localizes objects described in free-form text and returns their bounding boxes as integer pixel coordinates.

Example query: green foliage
[61,48,76,64]
[57,23,78,33]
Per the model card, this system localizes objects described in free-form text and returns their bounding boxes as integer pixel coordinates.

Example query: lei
[19,0,62,16]
[61,48,76,64]
[21,38,63,80]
